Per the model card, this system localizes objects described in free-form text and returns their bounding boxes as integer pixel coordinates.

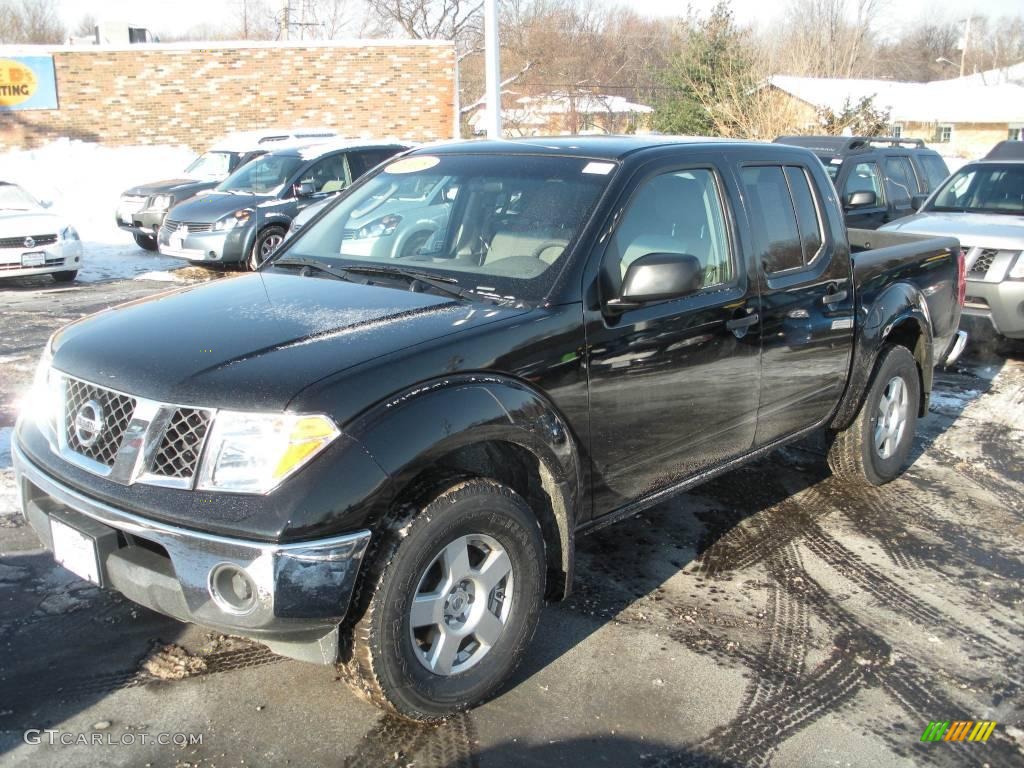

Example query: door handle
[822,286,848,305]
[726,312,759,332]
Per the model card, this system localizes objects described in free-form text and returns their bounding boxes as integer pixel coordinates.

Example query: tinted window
[884,157,917,203]
[741,166,802,273]
[350,149,402,177]
[917,155,950,191]
[609,169,733,288]
[785,166,824,265]
[927,164,1024,215]
[843,162,884,203]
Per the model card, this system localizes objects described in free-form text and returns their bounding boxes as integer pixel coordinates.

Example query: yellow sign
[385,156,441,174]
[0,59,39,108]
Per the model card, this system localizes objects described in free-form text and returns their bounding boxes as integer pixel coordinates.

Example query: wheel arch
[346,375,582,602]
[832,282,933,430]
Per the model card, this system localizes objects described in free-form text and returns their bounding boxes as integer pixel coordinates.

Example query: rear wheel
[51,270,77,283]
[345,479,546,721]
[827,344,920,486]
[133,233,158,251]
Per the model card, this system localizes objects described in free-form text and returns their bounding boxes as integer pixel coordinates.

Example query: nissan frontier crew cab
[14,136,966,721]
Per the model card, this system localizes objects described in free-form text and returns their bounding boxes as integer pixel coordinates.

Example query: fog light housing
[209,563,257,615]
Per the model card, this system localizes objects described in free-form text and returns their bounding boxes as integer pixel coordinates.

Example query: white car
[0,182,83,283]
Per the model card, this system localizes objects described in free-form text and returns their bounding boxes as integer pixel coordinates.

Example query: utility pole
[959,15,971,78]
[483,0,501,139]
[280,0,290,40]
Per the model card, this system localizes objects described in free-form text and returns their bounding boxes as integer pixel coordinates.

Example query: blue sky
[57,0,1023,38]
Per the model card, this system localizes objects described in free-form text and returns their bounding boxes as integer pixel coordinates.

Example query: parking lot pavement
[0,275,1021,768]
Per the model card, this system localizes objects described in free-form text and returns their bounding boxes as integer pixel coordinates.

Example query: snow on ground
[0,139,198,282]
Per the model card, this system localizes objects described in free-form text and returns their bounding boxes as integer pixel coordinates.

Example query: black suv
[774,136,950,229]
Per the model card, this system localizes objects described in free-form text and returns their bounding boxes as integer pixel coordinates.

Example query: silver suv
[881,141,1024,340]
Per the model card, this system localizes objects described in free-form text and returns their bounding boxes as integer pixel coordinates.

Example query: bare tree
[72,14,98,39]
[770,0,883,78]
[0,0,65,44]
[366,0,483,41]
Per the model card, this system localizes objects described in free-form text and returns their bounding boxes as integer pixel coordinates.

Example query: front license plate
[21,252,45,267]
[118,210,133,224]
[50,517,101,584]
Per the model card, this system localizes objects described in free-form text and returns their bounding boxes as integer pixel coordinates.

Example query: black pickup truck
[14,137,965,721]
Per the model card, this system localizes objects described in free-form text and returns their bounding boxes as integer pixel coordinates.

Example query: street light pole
[959,15,971,78]
[483,0,502,139]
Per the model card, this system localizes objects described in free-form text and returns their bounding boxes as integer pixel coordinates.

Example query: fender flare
[831,282,933,431]
[344,374,582,596]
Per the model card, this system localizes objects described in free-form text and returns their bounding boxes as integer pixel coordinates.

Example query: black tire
[345,478,546,721]
[247,226,287,271]
[51,270,77,283]
[827,344,920,486]
[133,233,158,251]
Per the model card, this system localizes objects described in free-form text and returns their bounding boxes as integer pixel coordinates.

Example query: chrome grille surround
[162,219,215,235]
[0,234,59,249]
[49,372,214,488]
[969,248,998,276]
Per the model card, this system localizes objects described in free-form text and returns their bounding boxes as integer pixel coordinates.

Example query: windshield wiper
[272,256,351,280]
[340,264,475,301]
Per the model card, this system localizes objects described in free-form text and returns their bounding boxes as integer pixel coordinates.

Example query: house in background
[766,70,1024,158]
[469,93,653,137]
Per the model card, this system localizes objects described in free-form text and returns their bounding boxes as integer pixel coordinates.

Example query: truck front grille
[969,248,998,276]
[63,377,138,467]
[151,408,212,479]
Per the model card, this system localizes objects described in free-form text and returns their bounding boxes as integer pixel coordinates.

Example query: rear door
[585,152,761,514]
[737,160,855,446]
[841,159,888,229]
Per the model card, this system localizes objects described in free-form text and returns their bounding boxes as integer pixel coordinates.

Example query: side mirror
[910,193,928,210]
[608,253,704,311]
[295,181,316,198]
[845,190,876,208]
[39,199,53,209]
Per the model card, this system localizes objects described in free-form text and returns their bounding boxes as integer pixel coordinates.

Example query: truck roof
[983,140,1024,162]
[406,134,750,160]
[209,128,339,152]
[774,135,932,155]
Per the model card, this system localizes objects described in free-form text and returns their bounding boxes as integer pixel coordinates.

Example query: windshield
[184,150,238,180]
[926,163,1024,215]
[276,153,614,303]
[0,183,40,211]
[216,154,304,194]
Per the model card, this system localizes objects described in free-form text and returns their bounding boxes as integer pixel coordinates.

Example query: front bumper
[963,279,1024,339]
[13,436,370,664]
[157,226,249,263]
[0,241,82,279]
[116,209,166,238]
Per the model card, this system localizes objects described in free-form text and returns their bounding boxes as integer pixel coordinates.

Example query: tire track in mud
[342,713,478,768]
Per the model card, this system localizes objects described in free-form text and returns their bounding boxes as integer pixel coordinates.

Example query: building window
[1010,126,1023,141]
[892,124,903,138]
[937,124,953,143]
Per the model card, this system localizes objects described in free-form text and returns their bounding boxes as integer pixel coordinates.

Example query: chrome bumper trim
[942,330,968,367]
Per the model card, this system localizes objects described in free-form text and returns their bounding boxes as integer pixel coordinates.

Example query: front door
[585,158,761,514]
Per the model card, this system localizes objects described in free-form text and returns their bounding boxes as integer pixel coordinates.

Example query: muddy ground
[0,272,1021,768]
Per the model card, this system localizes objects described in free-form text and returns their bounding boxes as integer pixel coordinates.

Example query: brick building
[0,39,455,151]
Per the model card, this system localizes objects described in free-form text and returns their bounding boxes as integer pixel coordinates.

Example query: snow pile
[0,139,198,282]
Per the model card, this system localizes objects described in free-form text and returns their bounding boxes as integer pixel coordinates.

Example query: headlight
[214,209,252,231]
[357,214,402,239]
[59,226,79,241]
[196,411,339,494]
[149,194,174,211]
[1008,252,1024,280]
[23,337,59,436]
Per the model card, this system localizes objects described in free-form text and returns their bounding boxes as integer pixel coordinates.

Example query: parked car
[0,181,82,283]
[15,137,965,722]
[774,136,950,229]
[880,140,1024,340]
[157,139,408,270]
[117,128,338,251]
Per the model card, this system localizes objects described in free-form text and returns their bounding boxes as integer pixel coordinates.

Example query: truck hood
[881,211,1024,250]
[50,272,528,411]
[0,210,63,237]
[167,191,275,223]
[122,179,218,197]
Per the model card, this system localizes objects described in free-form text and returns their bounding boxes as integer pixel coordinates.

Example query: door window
[740,165,803,273]
[784,167,824,265]
[843,162,885,204]
[608,169,733,289]
[299,153,351,193]
[349,149,401,178]
[917,155,950,191]
[884,156,917,203]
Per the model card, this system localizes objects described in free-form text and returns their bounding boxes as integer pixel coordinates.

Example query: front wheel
[133,233,158,251]
[247,226,286,271]
[345,479,546,721]
[51,270,78,283]
[827,344,920,486]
